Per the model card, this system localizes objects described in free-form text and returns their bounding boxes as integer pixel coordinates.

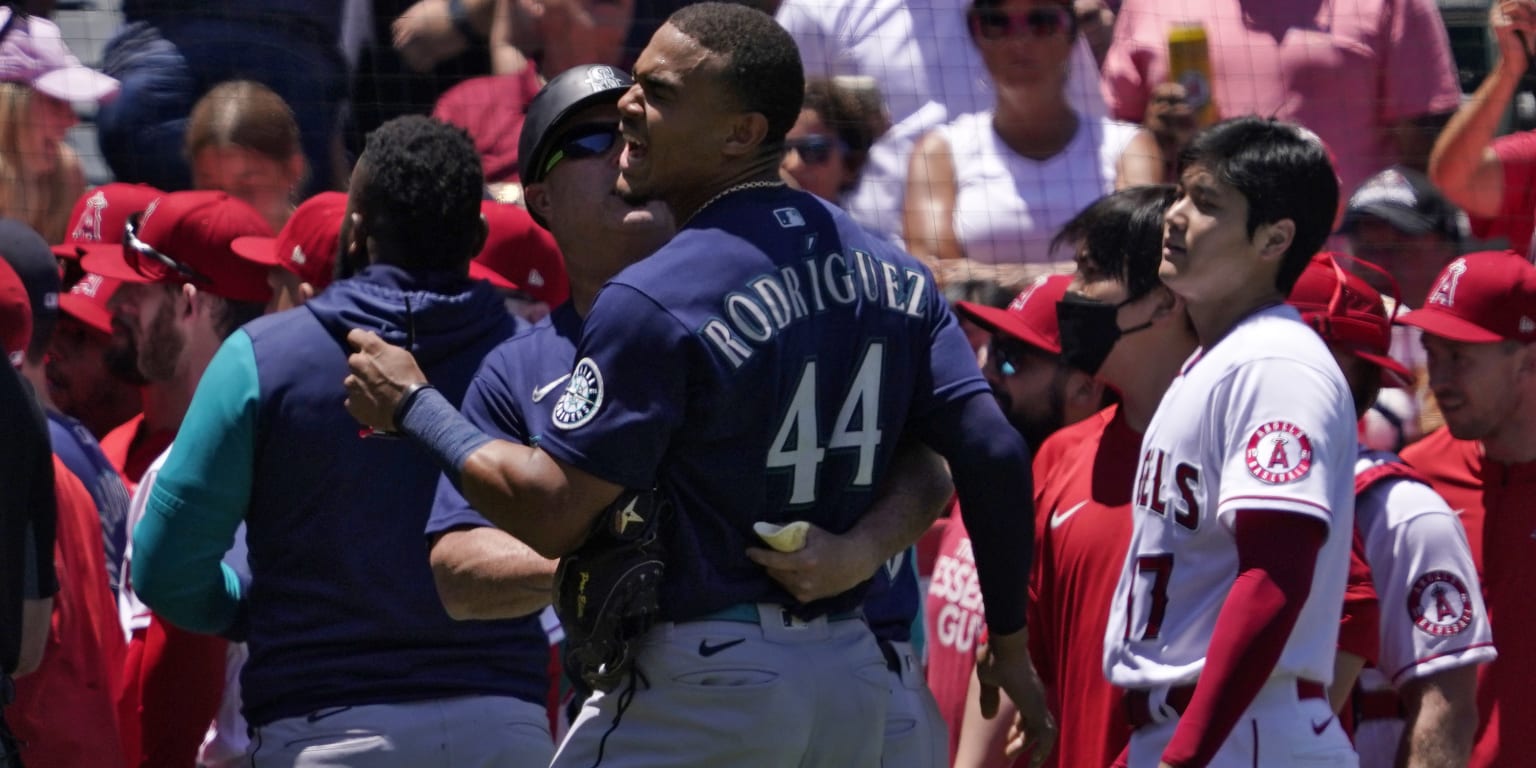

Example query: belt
[1354,687,1403,722]
[877,638,903,675]
[701,603,862,625]
[1126,679,1327,730]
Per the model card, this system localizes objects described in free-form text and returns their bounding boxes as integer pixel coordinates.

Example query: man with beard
[80,190,274,768]
[927,272,1109,763]
[47,275,144,442]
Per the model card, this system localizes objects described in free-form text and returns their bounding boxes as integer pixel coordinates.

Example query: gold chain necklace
[685,180,787,225]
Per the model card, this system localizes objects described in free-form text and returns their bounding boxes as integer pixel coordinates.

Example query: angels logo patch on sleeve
[1244,421,1313,484]
[553,357,604,430]
[1408,571,1474,636]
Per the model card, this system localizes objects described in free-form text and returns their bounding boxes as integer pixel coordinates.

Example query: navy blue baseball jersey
[427,303,583,536]
[538,185,988,622]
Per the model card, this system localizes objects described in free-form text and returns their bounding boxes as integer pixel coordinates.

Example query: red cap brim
[954,301,1060,354]
[1396,306,1505,344]
[58,292,113,335]
[469,261,520,291]
[230,235,284,267]
[1352,349,1414,389]
[78,248,158,286]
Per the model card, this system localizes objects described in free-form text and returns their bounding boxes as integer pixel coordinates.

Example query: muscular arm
[747,439,953,602]
[1428,1,1533,218]
[429,525,557,620]
[1397,665,1478,768]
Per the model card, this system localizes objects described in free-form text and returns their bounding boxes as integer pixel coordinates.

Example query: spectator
[186,81,308,233]
[96,2,347,197]
[1398,251,1536,768]
[131,116,551,766]
[80,191,273,768]
[231,191,349,313]
[777,0,1110,241]
[927,273,1108,764]
[905,0,1159,291]
[1428,0,1536,259]
[0,218,128,768]
[1102,0,1461,202]
[1340,166,1463,451]
[781,77,886,208]
[0,9,119,243]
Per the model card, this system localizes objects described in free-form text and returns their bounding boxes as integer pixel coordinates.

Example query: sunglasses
[541,124,622,177]
[785,135,845,166]
[123,212,213,287]
[969,6,1076,40]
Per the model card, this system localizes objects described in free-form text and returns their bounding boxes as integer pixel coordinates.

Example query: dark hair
[186,81,303,169]
[210,295,266,339]
[1179,117,1340,294]
[355,116,485,269]
[802,78,885,192]
[667,2,804,145]
[945,277,1013,308]
[1053,185,1177,299]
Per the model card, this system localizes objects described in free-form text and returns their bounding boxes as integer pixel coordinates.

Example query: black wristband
[393,382,438,427]
[448,0,484,43]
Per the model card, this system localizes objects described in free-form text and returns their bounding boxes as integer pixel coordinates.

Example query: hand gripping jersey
[1105,304,1357,689]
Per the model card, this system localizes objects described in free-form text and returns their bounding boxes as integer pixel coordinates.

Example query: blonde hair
[185,80,304,171]
[0,82,84,243]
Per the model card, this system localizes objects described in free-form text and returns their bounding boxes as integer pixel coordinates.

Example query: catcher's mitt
[555,488,670,692]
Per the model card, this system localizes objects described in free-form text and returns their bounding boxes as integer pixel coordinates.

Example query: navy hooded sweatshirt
[131,264,548,726]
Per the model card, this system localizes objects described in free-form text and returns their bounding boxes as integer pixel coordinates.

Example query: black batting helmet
[518,65,634,220]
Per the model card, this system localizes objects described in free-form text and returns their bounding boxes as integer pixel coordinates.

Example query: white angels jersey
[1354,450,1496,686]
[1104,304,1357,688]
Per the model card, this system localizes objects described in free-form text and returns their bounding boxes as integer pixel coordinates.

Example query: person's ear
[1254,218,1295,261]
[525,183,555,225]
[1064,368,1106,412]
[722,112,770,160]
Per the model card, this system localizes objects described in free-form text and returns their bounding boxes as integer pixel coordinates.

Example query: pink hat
[0,9,118,103]
[953,274,1073,355]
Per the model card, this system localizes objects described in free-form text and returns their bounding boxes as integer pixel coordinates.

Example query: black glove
[554,488,669,692]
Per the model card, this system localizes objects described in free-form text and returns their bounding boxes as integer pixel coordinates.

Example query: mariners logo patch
[1244,421,1313,484]
[1408,571,1474,636]
[552,357,604,430]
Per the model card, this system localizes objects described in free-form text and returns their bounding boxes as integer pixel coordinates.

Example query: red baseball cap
[58,272,119,335]
[1288,252,1413,388]
[231,191,347,291]
[0,257,29,367]
[80,191,276,305]
[1397,251,1536,344]
[473,200,569,305]
[52,183,164,261]
[953,274,1072,354]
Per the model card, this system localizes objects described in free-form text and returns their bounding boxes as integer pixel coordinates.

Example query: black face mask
[1056,292,1154,376]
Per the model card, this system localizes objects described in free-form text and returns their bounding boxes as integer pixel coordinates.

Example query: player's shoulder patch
[552,357,604,430]
[1408,570,1474,637]
[1244,421,1313,484]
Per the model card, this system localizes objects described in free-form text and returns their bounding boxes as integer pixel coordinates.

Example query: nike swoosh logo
[1049,501,1090,529]
[531,374,571,403]
[698,638,747,657]
[1311,716,1333,735]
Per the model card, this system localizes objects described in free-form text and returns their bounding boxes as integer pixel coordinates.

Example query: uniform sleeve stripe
[1388,641,1499,684]
[1219,495,1333,517]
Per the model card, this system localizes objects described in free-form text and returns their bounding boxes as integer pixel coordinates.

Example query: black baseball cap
[0,217,59,356]
[518,64,634,199]
[1340,166,1461,243]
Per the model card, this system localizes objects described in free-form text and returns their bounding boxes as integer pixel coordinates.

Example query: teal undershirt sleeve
[132,330,259,636]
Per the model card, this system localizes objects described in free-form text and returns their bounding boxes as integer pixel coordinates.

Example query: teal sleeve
[133,330,258,635]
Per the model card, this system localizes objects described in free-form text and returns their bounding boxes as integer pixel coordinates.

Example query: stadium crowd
[0,0,1533,766]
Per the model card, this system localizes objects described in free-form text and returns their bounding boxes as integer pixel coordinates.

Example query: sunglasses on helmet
[541,124,622,177]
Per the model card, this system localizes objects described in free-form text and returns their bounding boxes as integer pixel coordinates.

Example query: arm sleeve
[1378,0,1462,121]
[537,284,688,489]
[132,331,259,635]
[1337,532,1381,666]
[1365,480,1497,685]
[1467,130,1536,251]
[1161,509,1325,767]
[427,350,532,536]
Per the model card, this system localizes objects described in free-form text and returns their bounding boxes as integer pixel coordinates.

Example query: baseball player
[343,4,1055,766]
[1103,117,1358,767]
[1287,252,1495,768]
[1397,250,1536,768]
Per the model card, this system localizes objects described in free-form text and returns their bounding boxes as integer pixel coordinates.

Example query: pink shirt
[1101,0,1461,198]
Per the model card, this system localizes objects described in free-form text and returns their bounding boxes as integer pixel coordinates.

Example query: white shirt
[1104,305,1357,688]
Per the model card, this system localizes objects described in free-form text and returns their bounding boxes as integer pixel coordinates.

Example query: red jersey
[1029,406,1135,768]
[98,413,173,490]
[1402,427,1536,768]
[10,457,128,768]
